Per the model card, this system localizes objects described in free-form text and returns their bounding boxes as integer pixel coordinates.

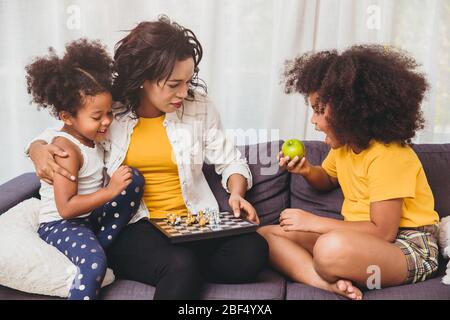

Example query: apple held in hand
[282,139,306,160]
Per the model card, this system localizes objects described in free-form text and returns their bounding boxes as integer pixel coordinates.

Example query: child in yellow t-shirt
[258,45,440,300]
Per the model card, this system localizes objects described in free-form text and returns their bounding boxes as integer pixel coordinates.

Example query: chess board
[149,211,258,243]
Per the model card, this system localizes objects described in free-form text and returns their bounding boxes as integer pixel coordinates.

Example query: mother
[27,15,268,299]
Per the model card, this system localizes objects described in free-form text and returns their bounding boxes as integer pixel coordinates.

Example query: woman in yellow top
[259,45,440,300]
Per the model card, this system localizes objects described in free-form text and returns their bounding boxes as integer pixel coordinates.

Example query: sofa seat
[0,268,286,300]
[1,141,449,300]
[286,267,450,300]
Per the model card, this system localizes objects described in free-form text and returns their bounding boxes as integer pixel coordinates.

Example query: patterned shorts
[394,224,440,284]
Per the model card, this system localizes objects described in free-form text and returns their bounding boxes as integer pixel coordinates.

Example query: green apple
[282,139,306,160]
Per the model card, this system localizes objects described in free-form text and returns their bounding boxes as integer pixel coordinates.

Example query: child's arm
[280,198,403,242]
[279,154,338,191]
[52,137,132,219]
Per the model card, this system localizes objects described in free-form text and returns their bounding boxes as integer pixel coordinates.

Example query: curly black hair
[26,38,113,118]
[112,15,206,117]
[284,45,428,149]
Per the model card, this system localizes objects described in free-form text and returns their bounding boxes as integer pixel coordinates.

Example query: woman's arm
[280,198,403,242]
[201,100,259,223]
[203,100,252,192]
[29,140,75,184]
[227,173,247,196]
[52,137,131,219]
[25,127,75,183]
[201,100,258,223]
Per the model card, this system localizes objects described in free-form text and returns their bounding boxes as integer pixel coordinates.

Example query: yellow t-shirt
[123,115,188,219]
[321,141,439,228]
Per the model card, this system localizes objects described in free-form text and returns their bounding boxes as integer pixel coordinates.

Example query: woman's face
[140,58,195,116]
[309,92,342,149]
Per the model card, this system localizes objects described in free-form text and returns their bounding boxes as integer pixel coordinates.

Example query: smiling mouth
[171,102,183,107]
[98,129,107,134]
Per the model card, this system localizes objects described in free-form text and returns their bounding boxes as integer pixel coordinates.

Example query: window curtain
[0,0,448,183]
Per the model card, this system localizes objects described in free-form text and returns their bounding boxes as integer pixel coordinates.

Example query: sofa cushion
[0,268,286,300]
[290,141,343,220]
[411,144,450,218]
[286,282,345,300]
[0,284,62,300]
[0,198,76,298]
[203,141,290,226]
[0,172,40,214]
[201,268,286,300]
[363,276,450,300]
[100,280,155,300]
[286,270,450,300]
[0,280,154,300]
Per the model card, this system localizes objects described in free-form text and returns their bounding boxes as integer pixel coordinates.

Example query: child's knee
[79,252,108,277]
[257,224,282,239]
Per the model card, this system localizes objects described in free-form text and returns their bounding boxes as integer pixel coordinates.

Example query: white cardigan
[26,94,252,223]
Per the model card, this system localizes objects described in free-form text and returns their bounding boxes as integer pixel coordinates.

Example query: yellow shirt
[123,115,188,219]
[321,141,439,228]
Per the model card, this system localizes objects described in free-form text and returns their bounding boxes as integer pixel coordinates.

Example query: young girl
[26,39,144,300]
[258,45,440,300]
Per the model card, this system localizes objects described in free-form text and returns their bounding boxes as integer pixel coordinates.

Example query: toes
[330,279,363,300]
[337,280,347,291]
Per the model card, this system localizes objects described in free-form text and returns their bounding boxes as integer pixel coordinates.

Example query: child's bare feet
[328,279,363,300]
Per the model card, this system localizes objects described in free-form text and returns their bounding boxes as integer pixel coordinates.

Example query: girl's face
[139,57,195,117]
[309,92,342,149]
[61,92,113,145]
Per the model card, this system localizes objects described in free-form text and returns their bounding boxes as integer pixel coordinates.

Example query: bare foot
[328,279,363,300]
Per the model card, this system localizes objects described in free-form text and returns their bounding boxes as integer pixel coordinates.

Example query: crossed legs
[258,225,408,300]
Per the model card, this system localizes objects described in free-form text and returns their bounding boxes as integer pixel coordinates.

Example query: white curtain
[0,0,449,184]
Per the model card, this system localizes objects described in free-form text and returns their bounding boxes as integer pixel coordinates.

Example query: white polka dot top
[39,131,105,223]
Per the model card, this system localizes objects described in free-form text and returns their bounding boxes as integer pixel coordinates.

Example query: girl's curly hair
[26,38,113,117]
[284,45,428,149]
[112,15,206,118]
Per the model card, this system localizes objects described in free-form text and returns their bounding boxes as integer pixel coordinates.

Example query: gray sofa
[0,140,449,300]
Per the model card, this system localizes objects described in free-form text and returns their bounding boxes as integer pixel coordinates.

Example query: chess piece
[186,212,196,226]
[196,210,204,223]
[198,215,209,227]
[166,212,181,226]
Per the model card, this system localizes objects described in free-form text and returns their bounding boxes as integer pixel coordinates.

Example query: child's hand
[106,165,132,197]
[278,151,311,176]
[279,208,319,233]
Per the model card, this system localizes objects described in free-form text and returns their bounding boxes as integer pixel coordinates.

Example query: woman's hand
[229,193,260,225]
[278,151,312,177]
[279,208,320,232]
[29,142,75,184]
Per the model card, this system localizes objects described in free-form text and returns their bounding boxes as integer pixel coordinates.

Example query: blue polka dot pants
[38,168,144,300]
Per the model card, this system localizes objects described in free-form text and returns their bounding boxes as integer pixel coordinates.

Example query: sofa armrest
[0,172,40,215]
